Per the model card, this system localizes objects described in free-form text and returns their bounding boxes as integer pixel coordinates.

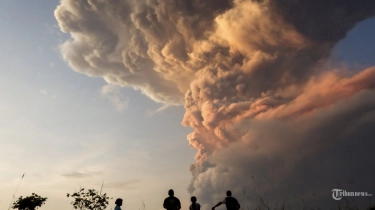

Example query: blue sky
[0,0,374,210]
[0,1,195,209]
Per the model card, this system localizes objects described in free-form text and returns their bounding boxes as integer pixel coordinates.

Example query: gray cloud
[188,89,375,209]
[62,171,103,179]
[101,84,129,112]
[55,0,375,208]
[105,180,141,190]
[270,0,375,42]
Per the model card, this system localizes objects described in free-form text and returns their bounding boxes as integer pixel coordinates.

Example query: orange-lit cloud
[55,0,375,208]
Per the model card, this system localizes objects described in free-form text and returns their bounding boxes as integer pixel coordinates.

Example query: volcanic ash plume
[55,0,375,208]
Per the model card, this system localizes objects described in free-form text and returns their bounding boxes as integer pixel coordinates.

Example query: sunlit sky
[0,1,374,210]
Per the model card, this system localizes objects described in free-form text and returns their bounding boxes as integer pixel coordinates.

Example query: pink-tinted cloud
[55,0,375,208]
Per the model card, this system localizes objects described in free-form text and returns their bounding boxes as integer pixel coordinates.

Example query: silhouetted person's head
[226,191,232,196]
[168,189,174,196]
[191,196,197,203]
[115,198,123,206]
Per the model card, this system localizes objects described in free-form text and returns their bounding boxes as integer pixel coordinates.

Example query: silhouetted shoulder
[223,196,240,210]
[189,202,201,210]
[164,196,181,210]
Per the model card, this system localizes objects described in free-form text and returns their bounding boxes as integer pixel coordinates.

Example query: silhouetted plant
[67,187,110,210]
[11,193,47,210]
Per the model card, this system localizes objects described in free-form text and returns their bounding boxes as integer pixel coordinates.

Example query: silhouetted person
[163,189,181,210]
[212,191,240,210]
[115,198,123,210]
[189,196,201,210]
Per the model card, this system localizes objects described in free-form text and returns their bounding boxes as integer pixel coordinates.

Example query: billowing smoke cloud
[55,0,375,208]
